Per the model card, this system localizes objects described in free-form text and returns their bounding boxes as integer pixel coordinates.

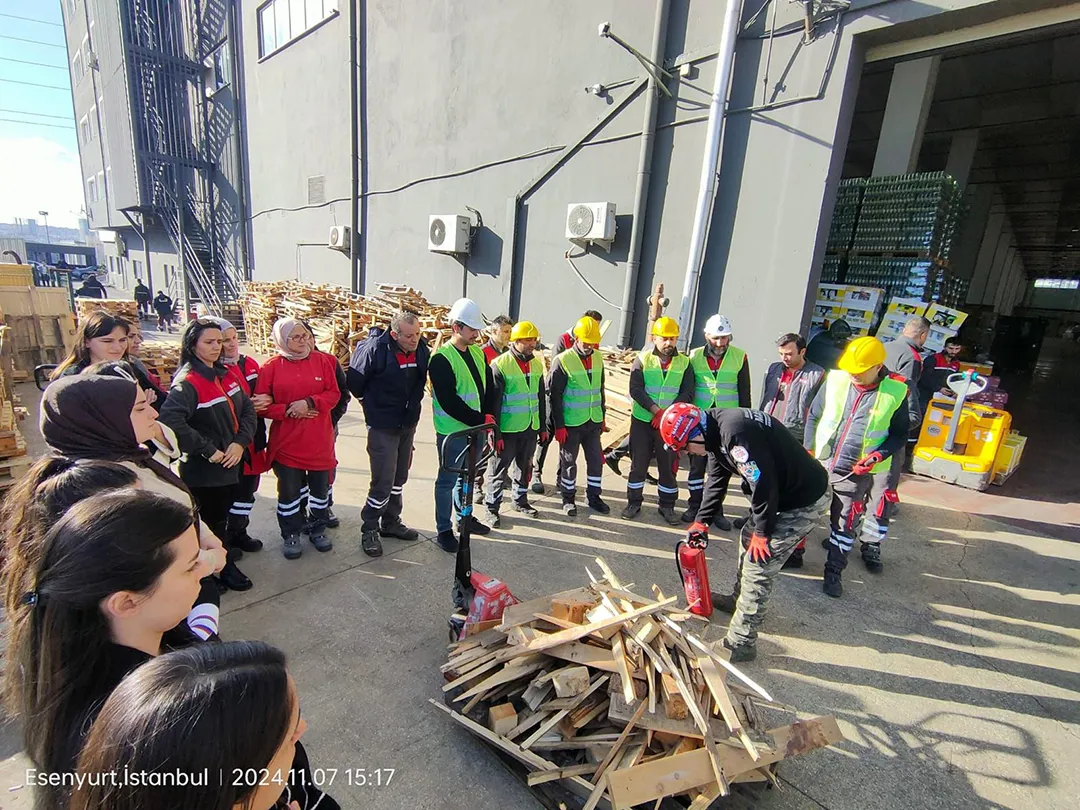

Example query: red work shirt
[255,352,340,471]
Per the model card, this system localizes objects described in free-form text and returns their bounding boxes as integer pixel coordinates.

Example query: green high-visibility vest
[690,345,745,409]
[812,370,907,473]
[632,350,690,422]
[432,343,487,436]
[558,349,604,427]
[494,351,542,433]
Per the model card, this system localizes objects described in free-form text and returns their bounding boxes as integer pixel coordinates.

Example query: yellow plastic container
[991,431,1026,486]
[912,394,1011,490]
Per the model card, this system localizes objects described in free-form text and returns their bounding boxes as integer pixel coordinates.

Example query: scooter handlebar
[438,423,496,475]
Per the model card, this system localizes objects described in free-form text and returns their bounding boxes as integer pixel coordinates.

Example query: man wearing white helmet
[429,298,496,552]
[683,314,751,529]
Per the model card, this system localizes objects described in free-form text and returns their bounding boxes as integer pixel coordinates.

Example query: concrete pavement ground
[2,385,1078,809]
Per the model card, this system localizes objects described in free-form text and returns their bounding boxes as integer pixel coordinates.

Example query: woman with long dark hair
[159,319,257,591]
[72,641,311,810]
[51,310,165,403]
[255,318,340,560]
[1,490,213,810]
[1,458,139,620]
[39,374,226,636]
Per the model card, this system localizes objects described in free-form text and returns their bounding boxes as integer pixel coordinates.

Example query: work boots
[381,521,419,542]
[436,530,458,553]
[722,637,757,663]
[621,503,641,520]
[531,478,546,495]
[680,505,698,524]
[483,509,502,529]
[588,497,611,515]
[658,507,680,526]
[512,501,539,518]
[362,530,383,558]
[861,542,883,573]
[823,542,848,598]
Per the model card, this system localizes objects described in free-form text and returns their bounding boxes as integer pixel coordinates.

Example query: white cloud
[0,136,86,228]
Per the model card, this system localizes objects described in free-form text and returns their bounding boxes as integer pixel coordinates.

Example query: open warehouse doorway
[822,19,1080,538]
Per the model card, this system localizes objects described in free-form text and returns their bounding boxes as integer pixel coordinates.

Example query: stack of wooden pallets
[434,558,843,809]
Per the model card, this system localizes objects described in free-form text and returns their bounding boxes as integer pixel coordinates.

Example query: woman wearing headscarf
[39,374,226,638]
[159,319,257,592]
[214,318,269,554]
[254,318,340,560]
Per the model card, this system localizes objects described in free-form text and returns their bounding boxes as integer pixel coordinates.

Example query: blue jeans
[435,433,476,534]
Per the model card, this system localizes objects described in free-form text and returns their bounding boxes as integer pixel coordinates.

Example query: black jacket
[883,336,926,431]
[328,352,350,426]
[697,408,828,538]
[159,359,257,487]
[428,343,493,427]
[153,294,173,315]
[348,327,430,429]
[134,283,151,301]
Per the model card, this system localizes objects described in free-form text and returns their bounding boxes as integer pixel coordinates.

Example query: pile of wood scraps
[75,298,139,323]
[137,341,182,387]
[433,559,844,809]
[0,399,31,491]
[239,281,454,365]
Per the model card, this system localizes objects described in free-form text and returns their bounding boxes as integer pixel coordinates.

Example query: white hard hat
[703,314,732,337]
[448,298,484,330]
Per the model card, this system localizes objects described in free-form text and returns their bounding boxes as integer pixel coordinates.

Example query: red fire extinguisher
[676,537,713,618]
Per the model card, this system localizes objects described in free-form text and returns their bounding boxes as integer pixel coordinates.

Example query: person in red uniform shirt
[254,318,341,560]
[917,335,962,415]
[481,315,513,365]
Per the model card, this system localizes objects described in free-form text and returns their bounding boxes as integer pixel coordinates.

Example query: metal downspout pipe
[616,0,671,348]
[677,0,744,350]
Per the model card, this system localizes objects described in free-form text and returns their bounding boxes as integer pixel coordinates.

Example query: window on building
[96,171,105,202]
[132,259,143,279]
[209,41,232,92]
[258,0,339,57]
[80,115,91,144]
[1033,278,1079,289]
[73,49,85,84]
[86,176,98,203]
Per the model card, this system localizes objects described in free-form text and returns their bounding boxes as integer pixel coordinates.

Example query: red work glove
[601,420,609,432]
[555,427,569,445]
[483,414,496,427]
[495,439,505,453]
[687,521,708,546]
[650,410,664,429]
[852,451,884,476]
[746,533,772,563]
[540,431,549,444]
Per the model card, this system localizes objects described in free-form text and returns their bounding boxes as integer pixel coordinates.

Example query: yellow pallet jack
[912,370,1011,491]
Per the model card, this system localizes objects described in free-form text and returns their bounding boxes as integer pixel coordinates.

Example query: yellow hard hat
[572,316,602,344]
[510,320,539,340]
[838,336,886,375]
[652,316,679,338]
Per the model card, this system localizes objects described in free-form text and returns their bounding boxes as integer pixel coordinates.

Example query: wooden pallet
[0,453,32,490]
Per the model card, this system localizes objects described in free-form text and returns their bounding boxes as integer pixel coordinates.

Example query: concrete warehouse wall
[238,0,1036,394]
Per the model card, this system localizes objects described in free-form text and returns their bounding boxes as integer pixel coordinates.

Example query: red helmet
[660,403,704,451]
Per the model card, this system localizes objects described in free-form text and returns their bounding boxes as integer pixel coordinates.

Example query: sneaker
[512,502,539,517]
[821,536,831,549]
[325,508,340,529]
[436,530,459,553]
[483,510,502,529]
[823,570,843,598]
[217,561,253,591]
[531,480,546,495]
[283,534,302,560]
[588,497,611,515]
[309,532,333,553]
[458,515,491,536]
[716,516,735,531]
[233,534,264,553]
[722,638,757,663]
[712,592,738,614]
[380,521,419,541]
[604,454,622,476]
[860,542,883,573]
[646,473,659,485]
[621,503,641,520]
[680,506,697,524]
[658,507,680,526]
[562,503,578,517]
[362,530,383,558]
[782,549,805,570]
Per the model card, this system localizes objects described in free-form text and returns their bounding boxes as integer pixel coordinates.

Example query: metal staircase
[122,0,243,315]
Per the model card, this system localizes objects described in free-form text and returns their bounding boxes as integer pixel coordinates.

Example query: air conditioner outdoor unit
[566,202,616,246]
[428,214,471,254]
[328,225,351,253]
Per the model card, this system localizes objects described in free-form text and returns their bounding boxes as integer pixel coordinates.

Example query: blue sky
[0,0,84,228]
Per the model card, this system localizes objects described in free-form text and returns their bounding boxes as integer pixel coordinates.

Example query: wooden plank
[488,703,518,736]
[527,762,600,786]
[697,656,759,761]
[608,677,731,740]
[607,749,715,809]
[546,641,619,673]
[497,587,596,631]
[521,675,611,749]
[658,616,774,702]
[515,597,678,656]
[582,699,649,810]
[611,633,636,705]
[454,657,548,702]
[660,672,688,720]
[429,700,610,809]
[552,666,591,698]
